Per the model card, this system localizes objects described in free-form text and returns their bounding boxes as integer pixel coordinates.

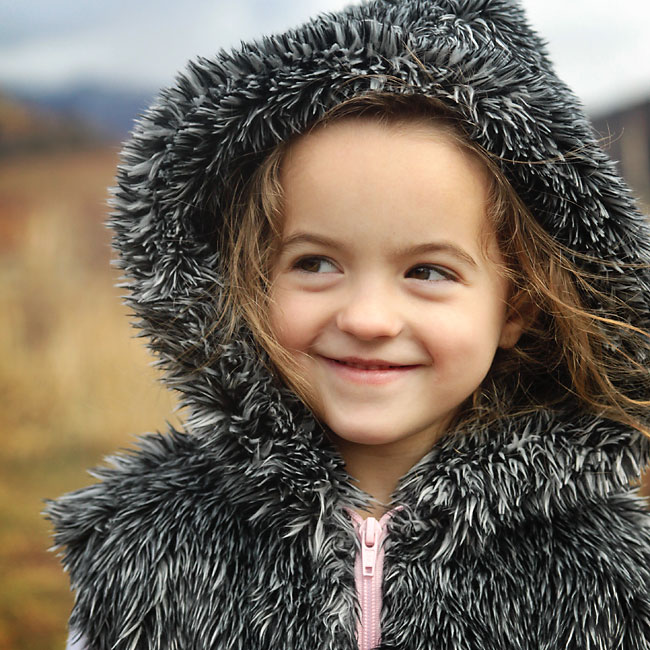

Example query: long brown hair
[217,91,650,438]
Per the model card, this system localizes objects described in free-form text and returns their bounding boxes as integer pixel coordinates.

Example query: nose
[335,282,404,340]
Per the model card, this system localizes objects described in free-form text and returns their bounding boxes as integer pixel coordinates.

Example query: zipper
[345,507,402,650]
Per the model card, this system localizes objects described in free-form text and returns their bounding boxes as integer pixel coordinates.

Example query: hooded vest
[46,1,650,648]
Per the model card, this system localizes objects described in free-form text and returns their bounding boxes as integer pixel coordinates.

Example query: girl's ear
[498,290,537,350]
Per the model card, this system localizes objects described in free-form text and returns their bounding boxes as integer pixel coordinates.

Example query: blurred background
[1,1,649,648]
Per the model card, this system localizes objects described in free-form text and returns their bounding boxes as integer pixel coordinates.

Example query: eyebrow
[278,232,478,269]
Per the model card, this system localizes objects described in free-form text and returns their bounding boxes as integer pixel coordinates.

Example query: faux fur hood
[104,0,650,523]
[47,0,650,647]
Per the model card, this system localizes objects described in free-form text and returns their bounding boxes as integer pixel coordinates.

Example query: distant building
[591,97,650,211]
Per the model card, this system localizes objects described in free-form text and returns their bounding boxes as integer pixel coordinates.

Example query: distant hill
[0,91,109,157]
[591,96,650,209]
[2,83,157,148]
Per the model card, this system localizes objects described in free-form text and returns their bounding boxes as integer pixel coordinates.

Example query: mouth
[321,356,421,384]
[329,356,418,369]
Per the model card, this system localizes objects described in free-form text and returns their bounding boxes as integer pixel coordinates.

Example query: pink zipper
[345,507,402,650]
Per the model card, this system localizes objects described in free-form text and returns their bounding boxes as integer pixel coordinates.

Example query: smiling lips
[322,356,421,384]
[332,356,418,369]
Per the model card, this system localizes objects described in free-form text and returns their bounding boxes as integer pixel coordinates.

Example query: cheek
[420,304,504,365]
[269,291,319,351]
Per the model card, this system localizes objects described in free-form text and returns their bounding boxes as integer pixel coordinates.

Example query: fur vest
[46,0,650,648]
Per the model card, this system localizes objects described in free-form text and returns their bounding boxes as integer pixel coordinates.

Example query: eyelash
[291,256,457,282]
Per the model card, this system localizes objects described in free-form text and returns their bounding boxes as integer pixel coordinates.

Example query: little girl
[48,1,650,649]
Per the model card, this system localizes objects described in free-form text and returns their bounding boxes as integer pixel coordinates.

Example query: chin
[325,419,409,447]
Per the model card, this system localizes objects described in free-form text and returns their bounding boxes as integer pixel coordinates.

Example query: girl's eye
[292,256,338,274]
[407,265,456,282]
[291,258,456,282]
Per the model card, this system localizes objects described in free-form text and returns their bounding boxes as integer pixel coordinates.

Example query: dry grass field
[0,146,179,649]
[1,143,648,650]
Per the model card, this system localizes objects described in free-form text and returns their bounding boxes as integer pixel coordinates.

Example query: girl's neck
[330,430,442,520]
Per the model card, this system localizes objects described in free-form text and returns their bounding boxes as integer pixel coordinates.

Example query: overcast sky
[1,0,649,115]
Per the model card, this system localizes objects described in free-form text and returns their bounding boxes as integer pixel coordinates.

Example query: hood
[108,0,650,535]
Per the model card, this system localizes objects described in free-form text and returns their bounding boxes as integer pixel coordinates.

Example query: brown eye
[407,265,456,282]
[293,256,337,274]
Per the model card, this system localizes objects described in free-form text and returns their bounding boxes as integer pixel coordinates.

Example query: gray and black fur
[45,0,650,648]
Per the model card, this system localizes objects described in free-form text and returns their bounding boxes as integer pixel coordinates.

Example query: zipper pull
[361,517,380,577]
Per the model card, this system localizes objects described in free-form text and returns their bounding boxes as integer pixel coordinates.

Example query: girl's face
[269,118,525,453]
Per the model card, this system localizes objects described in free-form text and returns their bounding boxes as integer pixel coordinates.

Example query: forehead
[279,117,496,260]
